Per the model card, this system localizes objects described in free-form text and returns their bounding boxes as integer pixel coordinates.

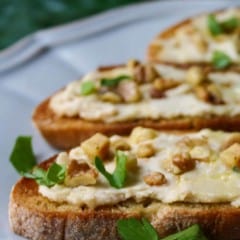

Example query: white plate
[0,0,238,238]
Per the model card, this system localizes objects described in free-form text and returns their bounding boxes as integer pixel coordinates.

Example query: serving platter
[0,0,238,238]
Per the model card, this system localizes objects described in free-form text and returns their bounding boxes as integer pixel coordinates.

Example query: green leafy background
[0,0,147,50]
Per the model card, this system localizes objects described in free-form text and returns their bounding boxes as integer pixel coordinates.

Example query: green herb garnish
[80,81,96,95]
[117,218,208,240]
[221,17,240,32]
[208,15,239,36]
[212,50,231,69]
[233,166,240,173]
[95,150,127,188]
[117,218,159,240]
[10,136,36,174]
[10,136,66,187]
[100,75,131,87]
[162,224,207,240]
[208,15,223,36]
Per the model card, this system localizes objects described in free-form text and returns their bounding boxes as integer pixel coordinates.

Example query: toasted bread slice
[33,61,240,149]
[9,162,240,240]
[9,129,240,240]
[147,8,240,71]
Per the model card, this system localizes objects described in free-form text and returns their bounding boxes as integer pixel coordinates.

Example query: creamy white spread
[50,64,240,122]
[151,8,240,63]
[39,129,240,208]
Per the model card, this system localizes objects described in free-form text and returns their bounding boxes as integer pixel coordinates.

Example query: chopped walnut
[220,143,240,168]
[125,152,138,171]
[100,92,122,103]
[133,63,159,83]
[127,59,141,69]
[221,133,240,151]
[130,127,157,144]
[136,143,155,158]
[64,160,98,187]
[190,145,211,162]
[150,78,179,99]
[207,84,224,105]
[171,152,196,174]
[186,66,207,86]
[116,80,141,103]
[111,138,131,151]
[176,136,207,149]
[150,88,166,99]
[144,172,167,186]
[81,133,110,161]
[153,78,179,91]
[194,84,224,105]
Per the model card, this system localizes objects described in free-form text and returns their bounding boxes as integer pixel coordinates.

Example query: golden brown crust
[9,156,240,240]
[33,96,240,150]
[147,8,240,72]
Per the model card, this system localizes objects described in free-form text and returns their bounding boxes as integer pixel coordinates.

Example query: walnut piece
[194,84,224,105]
[186,66,207,86]
[116,80,141,103]
[136,143,155,158]
[81,133,110,161]
[100,92,122,103]
[219,143,240,168]
[171,152,196,174]
[190,145,211,162]
[144,172,167,186]
[130,127,157,144]
[220,133,240,151]
[133,63,159,83]
[64,160,98,187]
[125,152,138,171]
[111,138,131,151]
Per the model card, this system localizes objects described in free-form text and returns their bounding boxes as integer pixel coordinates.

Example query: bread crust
[9,156,240,240]
[147,8,240,72]
[33,96,240,150]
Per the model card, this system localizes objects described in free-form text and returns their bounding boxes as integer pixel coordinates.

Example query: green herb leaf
[208,15,223,36]
[233,166,240,173]
[10,135,66,187]
[212,51,231,69]
[10,136,36,175]
[100,75,131,87]
[162,224,207,240]
[33,163,66,187]
[221,17,240,32]
[95,150,127,188]
[117,218,159,240]
[208,15,239,36]
[80,81,96,95]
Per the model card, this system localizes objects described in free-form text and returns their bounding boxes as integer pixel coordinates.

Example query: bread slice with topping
[9,128,240,239]
[33,60,240,149]
[147,8,240,71]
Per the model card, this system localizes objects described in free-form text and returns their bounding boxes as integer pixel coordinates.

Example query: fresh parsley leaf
[80,81,96,95]
[32,163,66,187]
[221,17,240,32]
[10,135,66,187]
[162,224,207,240]
[95,150,127,188]
[208,15,239,36]
[233,166,240,173]
[10,136,36,175]
[117,218,159,240]
[212,51,231,69]
[100,75,131,87]
[208,15,223,36]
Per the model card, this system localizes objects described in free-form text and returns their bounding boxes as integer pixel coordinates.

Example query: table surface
[0,1,238,239]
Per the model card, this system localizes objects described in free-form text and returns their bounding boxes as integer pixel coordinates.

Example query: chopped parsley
[10,136,66,187]
[212,50,231,69]
[95,150,127,188]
